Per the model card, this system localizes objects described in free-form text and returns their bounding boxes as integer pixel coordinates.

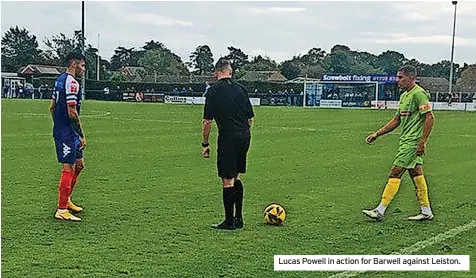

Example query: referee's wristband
[201,142,210,147]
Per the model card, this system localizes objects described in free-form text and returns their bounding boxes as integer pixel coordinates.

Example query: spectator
[3,84,9,98]
[18,85,24,99]
[103,87,110,101]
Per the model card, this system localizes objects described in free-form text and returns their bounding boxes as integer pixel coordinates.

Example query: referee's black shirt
[203,78,254,135]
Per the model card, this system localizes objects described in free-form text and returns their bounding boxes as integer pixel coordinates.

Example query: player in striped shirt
[50,51,87,221]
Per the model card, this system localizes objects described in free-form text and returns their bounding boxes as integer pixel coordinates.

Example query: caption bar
[274,255,470,271]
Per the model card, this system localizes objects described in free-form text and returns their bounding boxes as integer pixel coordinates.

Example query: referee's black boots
[234,217,243,229]
[211,220,236,230]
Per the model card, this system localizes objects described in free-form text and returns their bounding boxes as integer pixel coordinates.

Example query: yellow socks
[381,178,401,206]
[376,178,401,214]
[413,175,432,214]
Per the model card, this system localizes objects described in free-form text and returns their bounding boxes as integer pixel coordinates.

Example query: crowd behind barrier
[2,85,475,111]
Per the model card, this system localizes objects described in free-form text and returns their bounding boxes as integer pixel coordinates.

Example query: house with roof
[239,71,288,82]
[417,77,450,93]
[19,64,66,77]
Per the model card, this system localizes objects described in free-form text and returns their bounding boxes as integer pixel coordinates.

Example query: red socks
[69,164,84,197]
[58,170,73,209]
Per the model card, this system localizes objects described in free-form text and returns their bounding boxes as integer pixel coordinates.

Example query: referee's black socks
[223,187,235,223]
[234,179,244,219]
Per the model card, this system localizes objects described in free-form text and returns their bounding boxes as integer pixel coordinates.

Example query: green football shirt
[396,85,432,145]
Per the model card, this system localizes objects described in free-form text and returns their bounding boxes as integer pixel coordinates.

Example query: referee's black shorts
[217,130,251,179]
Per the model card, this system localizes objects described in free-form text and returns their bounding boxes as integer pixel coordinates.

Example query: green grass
[1,99,475,278]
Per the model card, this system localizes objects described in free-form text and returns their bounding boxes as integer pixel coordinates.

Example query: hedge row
[35,78,304,93]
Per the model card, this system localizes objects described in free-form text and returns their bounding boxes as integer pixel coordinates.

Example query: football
[264,203,286,225]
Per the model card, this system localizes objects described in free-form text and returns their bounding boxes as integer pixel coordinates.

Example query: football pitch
[2,99,475,278]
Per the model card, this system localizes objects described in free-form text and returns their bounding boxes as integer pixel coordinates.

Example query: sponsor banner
[432,102,466,111]
[250,98,261,106]
[163,96,260,106]
[274,255,470,271]
[371,100,387,109]
[260,96,288,106]
[321,74,397,83]
[164,95,187,104]
[142,92,164,103]
[386,100,399,109]
[342,100,371,108]
[185,97,205,104]
[122,92,136,101]
[466,101,476,111]
[320,99,342,108]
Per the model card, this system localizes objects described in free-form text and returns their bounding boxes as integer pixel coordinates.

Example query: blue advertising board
[320,74,397,84]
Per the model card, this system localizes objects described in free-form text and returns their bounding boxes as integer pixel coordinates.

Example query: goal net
[303,81,380,108]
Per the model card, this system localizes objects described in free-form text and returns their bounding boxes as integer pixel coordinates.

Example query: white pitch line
[12,112,112,118]
[267,126,318,132]
[107,116,194,124]
[327,219,476,278]
[11,112,194,124]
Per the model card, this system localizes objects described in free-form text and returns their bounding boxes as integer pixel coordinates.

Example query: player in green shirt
[363,65,435,221]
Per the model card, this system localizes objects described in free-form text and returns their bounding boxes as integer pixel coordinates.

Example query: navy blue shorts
[54,136,83,164]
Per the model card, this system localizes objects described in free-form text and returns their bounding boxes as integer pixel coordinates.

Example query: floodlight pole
[97,34,100,81]
[448,1,458,95]
[81,1,86,99]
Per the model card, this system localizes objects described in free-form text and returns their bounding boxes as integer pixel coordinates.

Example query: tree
[84,44,100,80]
[188,45,214,75]
[43,30,82,65]
[456,63,469,81]
[301,64,326,78]
[323,50,354,73]
[110,46,136,71]
[300,47,327,78]
[278,47,327,79]
[109,71,126,82]
[374,50,408,74]
[406,58,428,76]
[279,59,302,79]
[301,47,326,65]
[143,40,164,51]
[330,44,351,54]
[456,64,476,89]
[224,46,249,71]
[424,60,460,81]
[349,51,382,73]
[243,55,277,71]
[139,48,189,80]
[1,26,43,72]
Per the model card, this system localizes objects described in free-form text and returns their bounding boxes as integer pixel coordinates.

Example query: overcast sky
[2,1,476,66]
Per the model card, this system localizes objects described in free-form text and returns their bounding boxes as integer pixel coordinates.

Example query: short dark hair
[398,65,417,77]
[66,51,86,66]
[214,58,232,72]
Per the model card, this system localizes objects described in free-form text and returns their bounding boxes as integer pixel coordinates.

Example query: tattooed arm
[68,106,86,150]
[68,106,84,137]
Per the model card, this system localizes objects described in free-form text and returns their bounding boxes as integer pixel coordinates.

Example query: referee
[201,59,255,230]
